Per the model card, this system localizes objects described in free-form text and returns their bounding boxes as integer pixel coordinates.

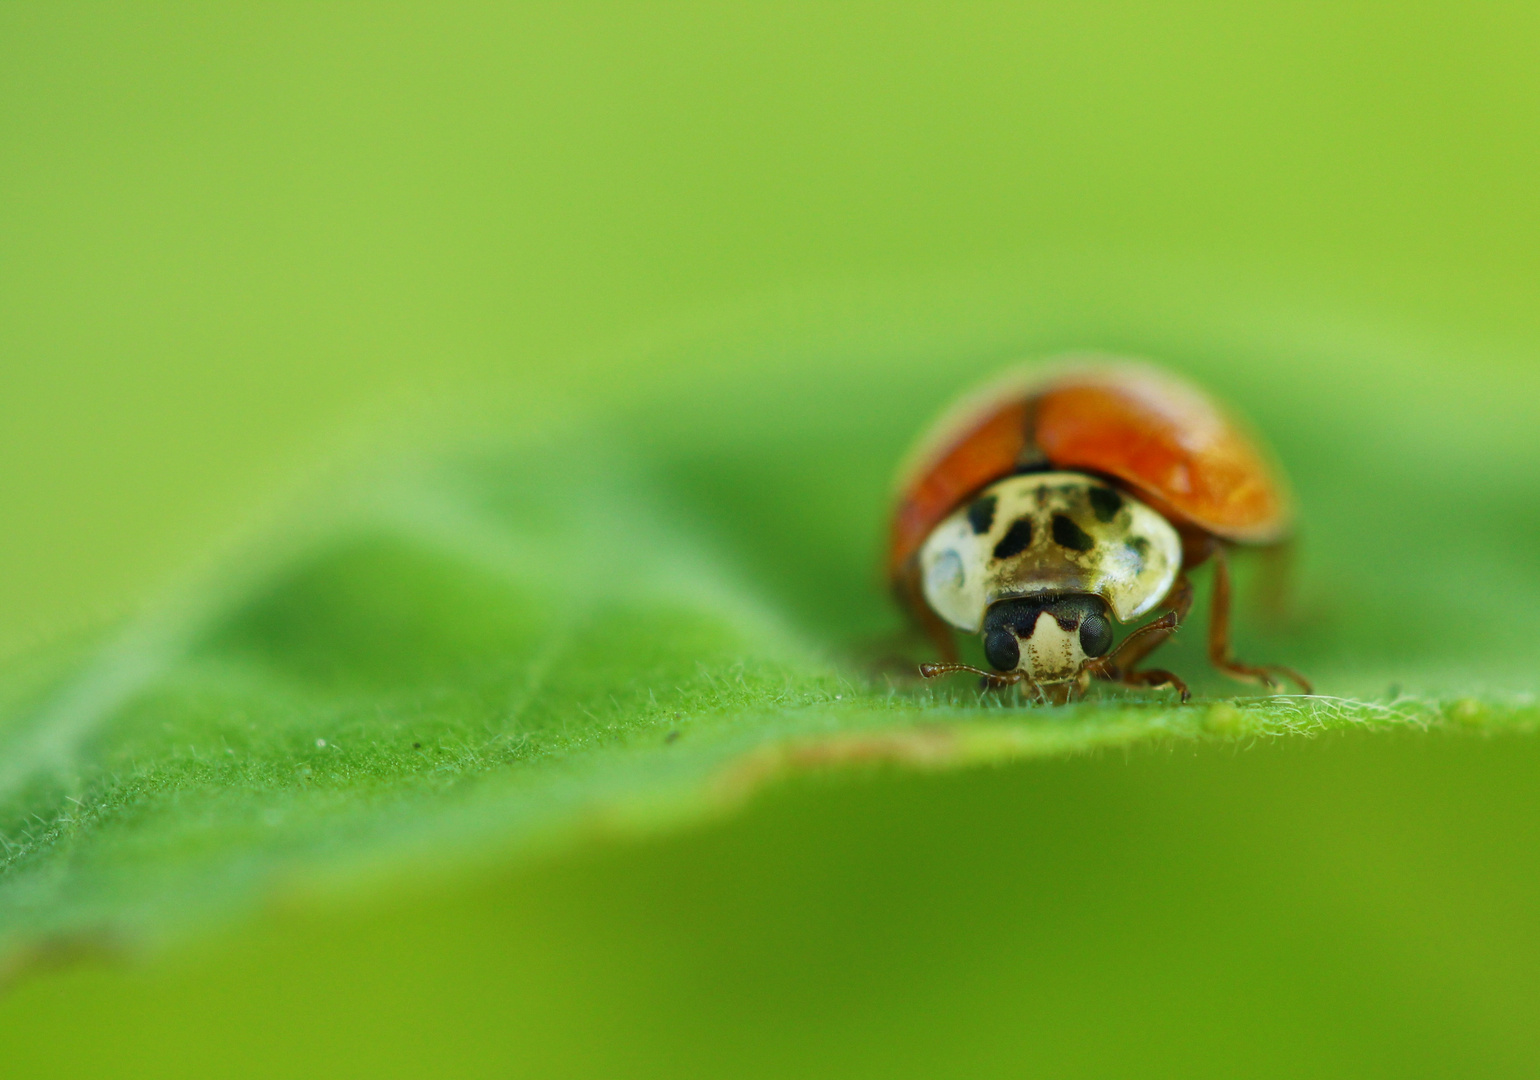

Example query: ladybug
[888,358,1311,704]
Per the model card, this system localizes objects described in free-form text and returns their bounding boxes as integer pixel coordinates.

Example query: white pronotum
[918,471,1182,633]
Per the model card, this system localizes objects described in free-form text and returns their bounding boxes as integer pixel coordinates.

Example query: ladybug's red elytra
[889,358,1311,704]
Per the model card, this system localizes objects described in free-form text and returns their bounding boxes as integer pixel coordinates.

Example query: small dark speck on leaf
[412,742,422,750]
[665,730,680,743]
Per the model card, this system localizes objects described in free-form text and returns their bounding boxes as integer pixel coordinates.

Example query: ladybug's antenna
[918,662,1023,687]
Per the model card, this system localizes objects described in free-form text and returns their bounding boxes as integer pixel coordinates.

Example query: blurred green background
[3,3,1540,1077]
[6,1,1540,658]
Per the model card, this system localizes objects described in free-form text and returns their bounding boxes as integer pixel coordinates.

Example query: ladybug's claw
[1213,660,1311,694]
[1118,667,1190,703]
[1263,665,1312,694]
[1207,545,1312,695]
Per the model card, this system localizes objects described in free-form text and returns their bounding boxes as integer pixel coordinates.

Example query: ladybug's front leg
[1117,667,1190,702]
[1083,575,1194,702]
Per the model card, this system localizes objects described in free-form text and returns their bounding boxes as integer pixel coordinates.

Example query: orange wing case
[888,362,1292,589]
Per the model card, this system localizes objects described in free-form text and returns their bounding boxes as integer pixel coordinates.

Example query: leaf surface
[0,355,1537,959]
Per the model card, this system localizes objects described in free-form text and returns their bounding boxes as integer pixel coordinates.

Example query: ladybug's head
[981,594,1114,682]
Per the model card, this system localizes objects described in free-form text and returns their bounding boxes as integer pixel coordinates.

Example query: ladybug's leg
[1207,544,1313,693]
[1099,574,1194,672]
[1083,575,1193,702]
[1040,680,1078,706]
[1119,668,1190,702]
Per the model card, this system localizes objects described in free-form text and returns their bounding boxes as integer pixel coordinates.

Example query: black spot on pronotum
[1125,535,1150,571]
[1052,514,1095,552]
[992,517,1034,559]
[1088,486,1123,522]
[984,628,1020,672]
[967,495,997,535]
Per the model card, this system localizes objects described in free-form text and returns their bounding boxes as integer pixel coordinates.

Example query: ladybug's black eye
[984,629,1020,672]
[1079,613,1113,657]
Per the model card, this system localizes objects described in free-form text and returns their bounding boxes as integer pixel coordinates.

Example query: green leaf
[1,352,1537,961]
